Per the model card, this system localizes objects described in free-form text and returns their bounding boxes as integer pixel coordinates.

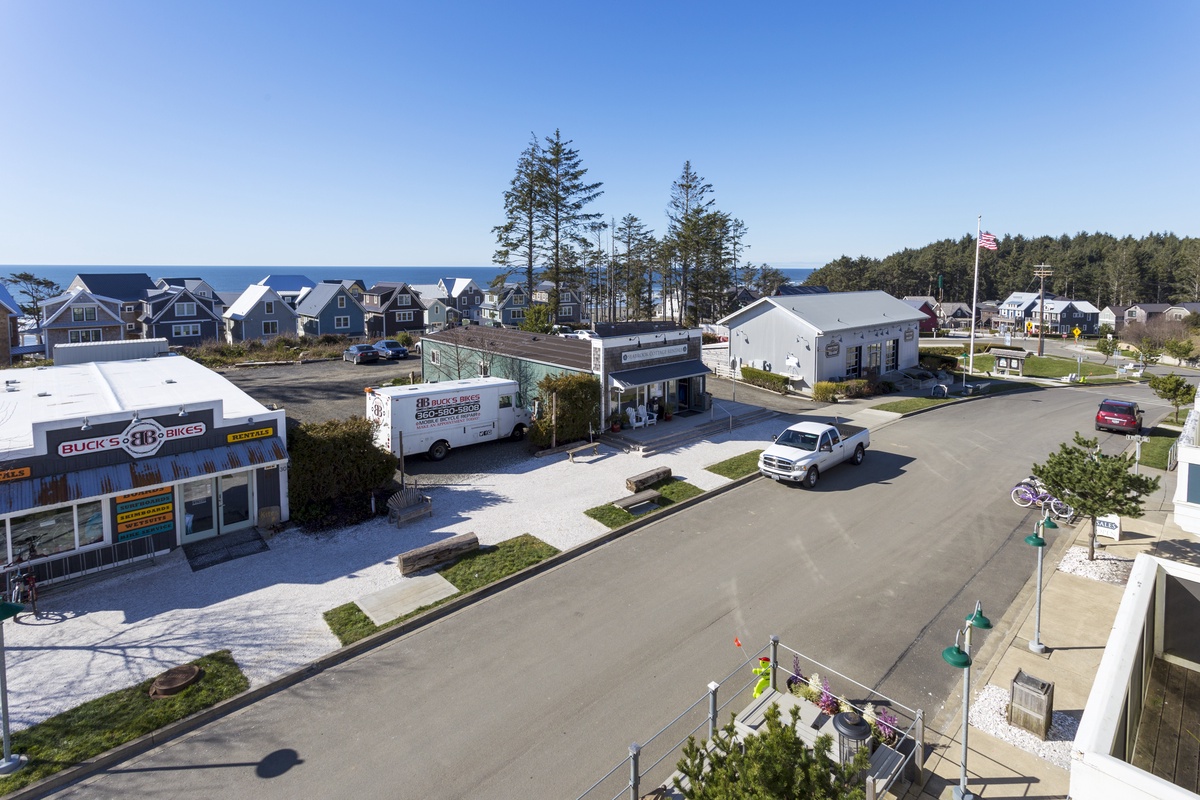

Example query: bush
[812,381,838,403]
[701,332,723,345]
[396,332,414,347]
[288,416,398,525]
[740,366,789,394]
[529,373,601,447]
[841,379,872,398]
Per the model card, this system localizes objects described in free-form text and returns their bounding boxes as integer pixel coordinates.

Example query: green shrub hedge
[812,381,839,403]
[288,416,398,525]
[841,379,872,398]
[529,373,601,447]
[740,366,789,394]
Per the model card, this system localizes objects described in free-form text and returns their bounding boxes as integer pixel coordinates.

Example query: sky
[2,1,1198,269]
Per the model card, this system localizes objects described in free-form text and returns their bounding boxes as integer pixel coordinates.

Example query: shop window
[845,346,861,379]
[886,339,898,372]
[7,499,104,562]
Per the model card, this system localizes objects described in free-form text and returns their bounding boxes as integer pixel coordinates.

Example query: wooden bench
[626,466,671,493]
[612,489,662,511]
[734,690,830,749]
[565,442,600,463]
[387,486,432,526]
[397,532,478,575]
[865,744,905,799]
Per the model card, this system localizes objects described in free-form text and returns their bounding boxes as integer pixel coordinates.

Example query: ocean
[6,265,815,294]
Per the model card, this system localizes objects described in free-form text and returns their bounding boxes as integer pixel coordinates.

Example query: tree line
[492,131,787,326]
[805,231,1200,309]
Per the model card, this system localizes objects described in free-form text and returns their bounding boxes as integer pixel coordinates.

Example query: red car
[1095,399,1143,434]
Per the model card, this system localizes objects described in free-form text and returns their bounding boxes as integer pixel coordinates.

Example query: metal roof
[423,326,592,372]
[0,437,288,516]
[71,273,157,301]
[609,359,710,390]
[719,291,927,333]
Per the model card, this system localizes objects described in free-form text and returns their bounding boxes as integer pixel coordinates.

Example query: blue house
[140,287,223,345]
[481,284,530,327]
[295,282,367,338]
[223,285,298,343]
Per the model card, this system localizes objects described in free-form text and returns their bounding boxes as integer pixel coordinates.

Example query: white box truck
[366,377,531,461]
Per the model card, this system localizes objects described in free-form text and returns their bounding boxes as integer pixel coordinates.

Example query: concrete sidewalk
[908,463,1188,800]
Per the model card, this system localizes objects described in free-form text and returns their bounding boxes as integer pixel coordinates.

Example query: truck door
[497,393,516,434]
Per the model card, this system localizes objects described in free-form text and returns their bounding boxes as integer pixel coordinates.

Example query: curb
[6,470,764,800]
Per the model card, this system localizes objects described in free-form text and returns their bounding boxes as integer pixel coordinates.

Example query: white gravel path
[6,419,786,730]
[969,683,1079,770]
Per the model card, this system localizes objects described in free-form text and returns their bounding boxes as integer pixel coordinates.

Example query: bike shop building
[0,354,289,584]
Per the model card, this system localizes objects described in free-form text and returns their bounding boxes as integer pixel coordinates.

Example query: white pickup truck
[758,421,870,488]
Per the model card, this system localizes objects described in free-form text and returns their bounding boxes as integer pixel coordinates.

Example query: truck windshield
[775,430,818,451]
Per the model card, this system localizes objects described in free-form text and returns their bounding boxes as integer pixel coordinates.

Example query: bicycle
[1010,477,1074,519]
[4,561,37,617]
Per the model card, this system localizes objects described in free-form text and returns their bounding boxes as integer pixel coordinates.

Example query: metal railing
[710,401,734,434]
[576,637,925,800]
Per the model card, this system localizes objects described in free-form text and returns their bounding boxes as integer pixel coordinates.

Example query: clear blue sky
[2,1,1197,269]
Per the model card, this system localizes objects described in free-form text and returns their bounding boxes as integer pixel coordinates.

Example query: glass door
[219,473,253,532]
[182,479,216,543]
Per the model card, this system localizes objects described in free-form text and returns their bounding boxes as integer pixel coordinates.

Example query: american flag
[979,232,998,250]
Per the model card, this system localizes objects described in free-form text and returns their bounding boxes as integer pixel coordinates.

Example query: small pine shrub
[812,381,838,403]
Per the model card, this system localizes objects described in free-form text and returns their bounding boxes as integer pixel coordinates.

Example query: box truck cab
[366,377,531,461]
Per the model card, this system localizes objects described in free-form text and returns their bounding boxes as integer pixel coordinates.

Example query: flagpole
[968,215,982,377]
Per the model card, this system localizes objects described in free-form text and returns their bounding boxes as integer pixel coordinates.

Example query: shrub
[841,379,872,398]
[701,332,722,345]
[396,332,414,347]
[740,366,789,394]
[288,416,398,525]
[812,381,838,403]
[529,373,601,447]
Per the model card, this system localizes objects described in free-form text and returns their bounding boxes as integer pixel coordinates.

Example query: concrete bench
[565,442,600,463]
[397,532,478,575]
[626,466,671,493]
[387,486,432,526]
[612,489,662,511]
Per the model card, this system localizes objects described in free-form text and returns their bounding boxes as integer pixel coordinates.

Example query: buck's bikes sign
[58,418,207,459]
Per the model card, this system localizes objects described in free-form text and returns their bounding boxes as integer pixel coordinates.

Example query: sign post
[1127,434,1150,474]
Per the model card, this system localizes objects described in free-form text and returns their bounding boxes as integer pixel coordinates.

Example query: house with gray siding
[0,283,19,365]
[295,282,366,338]
[410,284,462,331]
[481,284,529,327]
[140,287,223,346]
[223,285,298,343]
[39,289,125,359]
[69,273,157,339]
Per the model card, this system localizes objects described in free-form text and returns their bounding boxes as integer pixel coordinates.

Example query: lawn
[1139,426,1180,471]
[970,354,1118,381]
[584,478,705,529]
[0,651,248,794]
[705,450,763,479]
[872,397,957,414]
[323,534,559,646]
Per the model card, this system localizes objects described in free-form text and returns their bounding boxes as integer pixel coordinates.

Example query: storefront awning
[609,359,711,390]
[0,437,288,516]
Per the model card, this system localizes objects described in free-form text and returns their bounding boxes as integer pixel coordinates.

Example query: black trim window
[69,328,103,343]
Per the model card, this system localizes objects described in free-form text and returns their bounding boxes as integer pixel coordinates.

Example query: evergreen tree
[613,214,656,320]
[492,134,545,294]
[518,303,552,333]
[1031,433,1160,560]
[675,703,868,800]
[3,272,61,325]
[665,161,714,325]
[539,129,603,320]
[1148,373,1197,424]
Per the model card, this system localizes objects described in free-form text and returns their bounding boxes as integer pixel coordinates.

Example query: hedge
[288,416,398,524]
[812,381,839,403]
[530,373,601,447]
[740,366,789,394]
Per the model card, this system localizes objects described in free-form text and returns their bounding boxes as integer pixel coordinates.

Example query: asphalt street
[53,379,1173,800]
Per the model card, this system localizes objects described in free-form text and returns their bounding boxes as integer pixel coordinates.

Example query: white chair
[626,406,645,429]
[640,404,657,426]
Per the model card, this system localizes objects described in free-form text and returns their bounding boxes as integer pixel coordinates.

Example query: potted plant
[663,403,674,421]
[608,411,623,433]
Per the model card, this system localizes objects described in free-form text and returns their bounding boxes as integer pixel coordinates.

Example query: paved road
[56,383,1170,799]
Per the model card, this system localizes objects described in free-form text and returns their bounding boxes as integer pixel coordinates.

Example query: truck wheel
[510,424,527,441]
[851,444,865,466]
[427,441,450,461]
[804,466,819,489]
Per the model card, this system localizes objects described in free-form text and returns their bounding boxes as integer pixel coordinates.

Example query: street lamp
[0,601,25,774]
[1025,513,1059,654]
[942,602,992,800]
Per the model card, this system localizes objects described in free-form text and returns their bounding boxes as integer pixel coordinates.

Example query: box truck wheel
[510,424,527,441]
[427,441,450,461]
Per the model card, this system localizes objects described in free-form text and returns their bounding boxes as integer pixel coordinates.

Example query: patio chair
[626,406,645,429]
[640,404,657,426]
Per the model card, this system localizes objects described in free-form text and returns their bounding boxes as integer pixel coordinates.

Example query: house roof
[773,284,830,296]
[295,283,363,317]
[903,295,938,307]
[145,287,222,324]
[440,278,480,298]
[41,289,125,326]
[1128,303,1171,313]
[718,291,927,333]
[410,284,446,302]
[593,321,682,337]
[0,283,19,316]
[1102,305,1131,315]
[257,274,316,294]
[225,285,295,320]
[157,278,212,295]
[71,273,157,301]
[423,325,592,372]
[901,298,935,313]
[215,291,243,308]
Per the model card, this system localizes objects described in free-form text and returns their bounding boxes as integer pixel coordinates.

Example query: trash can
[1009,669,1053,739]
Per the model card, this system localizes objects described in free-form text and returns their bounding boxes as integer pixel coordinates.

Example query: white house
[717,291,927,389]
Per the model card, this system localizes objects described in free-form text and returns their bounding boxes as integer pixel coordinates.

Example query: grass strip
[0,650,248,794]
[1138,426,1180,471]
[584,478,704,530]
[324,534,559,646]
[705,450,763,480]
[970,354,1117,380]
[872,397,957,414]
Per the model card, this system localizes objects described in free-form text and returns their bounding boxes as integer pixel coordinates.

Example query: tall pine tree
[539,129,603,321]
[492,134,545,295]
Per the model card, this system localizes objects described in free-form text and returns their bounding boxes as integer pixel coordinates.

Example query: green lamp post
[1025,513,1058,654]
[942,602,992,800]
[0,600,25,774]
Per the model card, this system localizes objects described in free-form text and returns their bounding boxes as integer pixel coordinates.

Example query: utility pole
[1033,264,1054,357]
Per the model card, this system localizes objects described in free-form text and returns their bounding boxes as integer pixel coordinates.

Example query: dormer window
[337,295,346,309]
[265,301,275,315]
[177,301,196,317]
[72,306,98,322]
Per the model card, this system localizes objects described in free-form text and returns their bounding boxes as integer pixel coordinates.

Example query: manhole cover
[149,665,203,699]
